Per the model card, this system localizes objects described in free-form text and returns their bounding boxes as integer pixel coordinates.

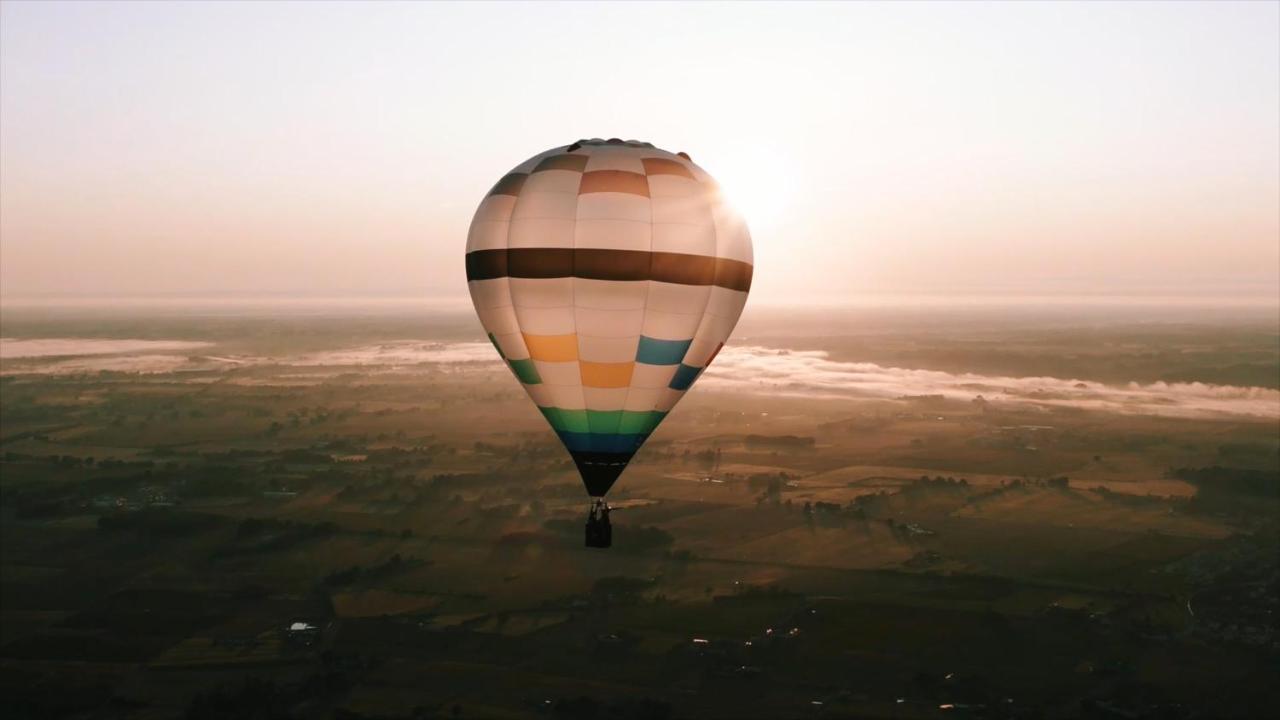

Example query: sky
[1,1,1277,305]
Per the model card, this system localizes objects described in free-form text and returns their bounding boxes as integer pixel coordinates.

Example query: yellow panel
[523,333,579,362]
[580,361,635,388]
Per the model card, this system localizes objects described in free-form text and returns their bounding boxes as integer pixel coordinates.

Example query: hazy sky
[1,1,1277,304]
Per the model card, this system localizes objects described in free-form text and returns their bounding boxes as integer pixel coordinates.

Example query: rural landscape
[3,1,1277,718]
[1,300,1276,719]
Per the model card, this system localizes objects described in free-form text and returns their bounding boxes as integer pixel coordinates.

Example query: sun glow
[708,150,796,234]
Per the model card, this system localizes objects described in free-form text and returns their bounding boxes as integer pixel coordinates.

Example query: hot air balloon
[465,139,753,547]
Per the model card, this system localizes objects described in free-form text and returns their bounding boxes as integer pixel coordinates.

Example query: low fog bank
[707,346,1280,421]
[3,337,1275,421]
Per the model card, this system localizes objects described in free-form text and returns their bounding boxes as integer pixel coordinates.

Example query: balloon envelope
[465,139,753,497]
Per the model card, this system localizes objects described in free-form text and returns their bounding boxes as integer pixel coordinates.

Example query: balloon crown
[564,138,688,161]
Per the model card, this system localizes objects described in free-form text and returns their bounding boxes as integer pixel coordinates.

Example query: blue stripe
[668,363,702,390]
[557,431,650,454]
[636,336,692,365]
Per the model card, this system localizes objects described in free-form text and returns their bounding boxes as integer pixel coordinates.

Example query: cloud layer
[0,338,211,359]
[0,340,497,376]
[3,339,1275,421]
[702,346,1280,421]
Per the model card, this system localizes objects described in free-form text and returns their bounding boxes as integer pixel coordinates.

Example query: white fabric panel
[574,218,650,251]
[684,334,721,368]
[508,278,573,308]
[583,387,629,411]
[646,175,702,198]
[623,387,666,412]
[467,220,510,252]
[512,191,579,221]
[678,286,744,366]
[712,201,753,263]
[702,285,741,319]
[573,278,647,310]
[522,168,583,195]
[641,308,703,341]
[523,383,553,407]
[706,285,747,325]
[651,194,714,227]
[538,384,586,411]
[511,305,575,335]
[645,282,710,314]
[467,195,516,251]
[681,291,728,367]
[584,150,645,173]
[704,313,738,344]
[631,363,678,389]
[678,290,746,368]
[577,335,640,363]
[577,193,650,223]
[474,303,520,337]
[686,163,715,185]
[509,217,575,249]
[728,225,754,265]
[714,288,750,324]
[492,332,529,361]
[472,194,517,224]
[575,307,644,338]
[468,278,512,310]
[652,222,716,256]
[534,360,581,386]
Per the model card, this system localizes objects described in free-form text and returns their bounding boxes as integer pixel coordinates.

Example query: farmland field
[1,300,1277,719]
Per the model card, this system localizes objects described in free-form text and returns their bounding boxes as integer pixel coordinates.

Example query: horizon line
[1,292,1278,311]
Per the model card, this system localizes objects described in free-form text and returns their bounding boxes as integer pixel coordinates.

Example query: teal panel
[669,363,701,390]
[636,336,692,365]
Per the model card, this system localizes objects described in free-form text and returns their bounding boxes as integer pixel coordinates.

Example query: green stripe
[539,407,589,434]
[508,358,541,384]
[588,410,622,434]
[538,407,666,435]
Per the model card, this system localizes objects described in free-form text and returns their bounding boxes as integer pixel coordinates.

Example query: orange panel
[580,361,635,388]
[523,333,579,362]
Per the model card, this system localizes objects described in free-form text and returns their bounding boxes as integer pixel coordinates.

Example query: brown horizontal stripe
[574,248,651,281]
[466,248,751,292]
[715,257,753,291]
[508,247,572,278]
[534,154,589,173]
[650,251,715,286]
[641,158,694,179]
[465,250,506,279]
[488,172,528,197]
[578,170,649,197]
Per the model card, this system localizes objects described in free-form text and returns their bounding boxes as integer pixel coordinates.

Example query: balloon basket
[584,499,612,549]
